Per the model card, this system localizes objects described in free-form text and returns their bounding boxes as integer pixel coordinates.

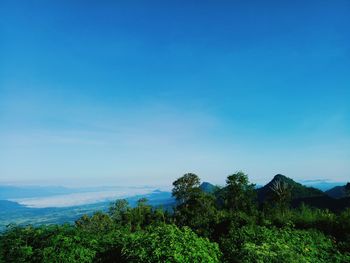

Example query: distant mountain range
[300,180,347,191]
[1,176,348,231]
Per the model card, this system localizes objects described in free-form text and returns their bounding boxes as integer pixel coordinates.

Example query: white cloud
[12,187,155,208]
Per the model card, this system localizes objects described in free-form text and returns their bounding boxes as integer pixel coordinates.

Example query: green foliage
[1,172,350,263]
[122,224,222,263]
[289,205,336,234]
[172,173,201,204]
[76,211,114,233]
[42,234,95,263]
[0,224,98,263]
[107,198,168,231]
[174,190,220,237]
[268,179,292,210]
[338,208,350,234]
[221,225,350,263]
[108,199,130,223]
[219,171,257,213]
[0,226,34,262]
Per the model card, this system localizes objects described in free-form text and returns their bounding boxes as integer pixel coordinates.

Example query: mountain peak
[200,182,218,193]
[269,174,297,187]
[258,174,325,202]
[326,184,349,199]
[272,174,288,181]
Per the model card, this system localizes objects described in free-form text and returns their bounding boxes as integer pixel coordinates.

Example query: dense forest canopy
[1,172,350,262]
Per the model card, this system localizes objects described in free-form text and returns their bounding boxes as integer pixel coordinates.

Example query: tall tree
[222,171,256,213]
[172,173,201,204]
[108,199,130,225]
[269,180,292,210]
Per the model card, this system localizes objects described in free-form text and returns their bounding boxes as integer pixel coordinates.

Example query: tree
[269,180,292,210]
[42,234,95,263]
[0,226,35,263]
[172,173,201,204]
[108,199,130,225]
[221,171,256,213]
[130,198,152,230]
[174,190,219,237]
[75,212,114,233]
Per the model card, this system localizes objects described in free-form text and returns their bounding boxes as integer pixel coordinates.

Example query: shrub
[220,225,349,263]
[123,224,222,262]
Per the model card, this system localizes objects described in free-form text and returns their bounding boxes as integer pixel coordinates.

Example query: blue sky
[1,1,349,186]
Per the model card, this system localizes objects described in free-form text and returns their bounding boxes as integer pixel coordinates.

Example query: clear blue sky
[1,1,349,186]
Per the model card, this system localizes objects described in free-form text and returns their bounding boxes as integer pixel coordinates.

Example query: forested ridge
[1,172,350,262]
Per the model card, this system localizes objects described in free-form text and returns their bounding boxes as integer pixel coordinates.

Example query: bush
[123,224,222,262]
[220,225,349,263]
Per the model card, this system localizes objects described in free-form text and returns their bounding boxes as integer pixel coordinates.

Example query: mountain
[0,200,29,211]
[200,182,219,194]
[257,174,325,202]
[300,180,346,191]
[256,175,350,211]
[326,185,348,199]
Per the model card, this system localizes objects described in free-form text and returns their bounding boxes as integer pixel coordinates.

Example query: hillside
[2,172,350,262]
[257,174,325,202]
[255,175,350,212]
[200,182,219,193]
[0,200,28,211]
[326,185,348,199]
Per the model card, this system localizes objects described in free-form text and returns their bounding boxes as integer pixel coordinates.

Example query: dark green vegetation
[257,174,350,213]
[1,172,350,262]
[326,183,350,199]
